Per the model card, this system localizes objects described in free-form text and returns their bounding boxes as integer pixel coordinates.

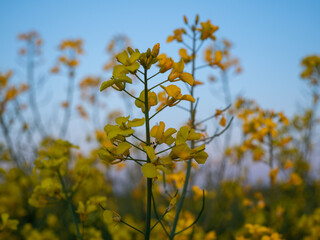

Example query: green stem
[169,159,192,239]
[144,67,152,240]
[169,25,197,240]
[268,133,274,227]
[58,171,82,240]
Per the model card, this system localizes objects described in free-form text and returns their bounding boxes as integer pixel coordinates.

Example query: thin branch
[174,190,205,236]
[193,98,199,117]
[202,117,234,144]
[124,156,142,166]
[123,89,144,103]
[120,220,145,235]
[162,172,173,199]
[151,193,170,237]
[176,105,189,112]
[59,67,75,138]
[195,41,204,54]
[182,41,193,51]
[185,31,193,39]
[196,104,231,126]
[155,145,175,155]
[0,116,20,167]
[134,73,144,84]
[151,209,168,231]
[124,140,145,153]
[150,105,169,120]
[149,79,169,92]
[195,64,210,70]
[132,134,147,144]
[147,71,161,81]
[125,157,147,163]
[98,204,144,235]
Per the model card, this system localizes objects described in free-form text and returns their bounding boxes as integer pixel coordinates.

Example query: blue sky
[1,0,319,112]
[1,1,320,182]
[1,0,320,131]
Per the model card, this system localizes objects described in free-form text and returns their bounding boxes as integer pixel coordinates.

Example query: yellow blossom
[198,20,219,40]
[160,84,195,107]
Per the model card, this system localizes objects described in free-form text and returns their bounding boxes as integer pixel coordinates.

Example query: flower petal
[142,163,158,178]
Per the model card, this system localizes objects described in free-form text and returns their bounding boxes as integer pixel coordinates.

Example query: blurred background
[1,1,320,239]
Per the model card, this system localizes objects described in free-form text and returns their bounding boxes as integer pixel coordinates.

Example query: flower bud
[127,47,134,55]
[151,43,160,58]
[183,15,188,24]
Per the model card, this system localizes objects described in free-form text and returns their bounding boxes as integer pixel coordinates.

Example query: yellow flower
[170,143,208,164]
[135,90,158,113]
[28,177,63,208]
[179,48,193,63]
[103,116,144,141]
[157,54,173,73]
[288,173,303,186]
[34,139,78,171]
[100,49,141,92]
[269,167,279,184]
[141,163,158,178]
[204,231,216,240]
[168,59,194,85]
[219,116,227,127]
[156,91,167,111]
[98,142,131,165]
[143,145,157,162]
[301,55,320,85]
[284,159,294,169]
[0,213,19,231]
[204,47,223,68]
[100,65,132,91]
[198,20,219,40]
[167,28,186,43]
[76,196,107,222]
[160,85,195,107]
[150,121,176,145]
[116,49,140,73]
